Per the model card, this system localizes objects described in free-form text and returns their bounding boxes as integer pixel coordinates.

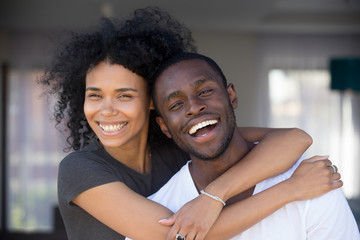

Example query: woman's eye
[88,93,101,99]
[118,94,133,100]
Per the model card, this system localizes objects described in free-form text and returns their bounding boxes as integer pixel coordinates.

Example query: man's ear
[156,116,172,139]
[227,83,238,109]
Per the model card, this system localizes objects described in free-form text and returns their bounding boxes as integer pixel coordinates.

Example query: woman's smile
[98,122,128,134]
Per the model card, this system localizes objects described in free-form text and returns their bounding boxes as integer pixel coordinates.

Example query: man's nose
[185,96,206,117]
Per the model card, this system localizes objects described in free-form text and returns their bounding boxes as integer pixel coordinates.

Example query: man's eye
[199,89,213,96]
[169,102,183,111]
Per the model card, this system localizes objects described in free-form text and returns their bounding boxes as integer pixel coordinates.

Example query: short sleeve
[58,151,123,204]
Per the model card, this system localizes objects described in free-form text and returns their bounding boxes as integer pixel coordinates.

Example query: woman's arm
[72,156,341,240]
[206,156,343,240]
[210,127,313,201]
[162,127,313,239]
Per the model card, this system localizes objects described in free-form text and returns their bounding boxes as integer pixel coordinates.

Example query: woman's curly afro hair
[40,7,197,151]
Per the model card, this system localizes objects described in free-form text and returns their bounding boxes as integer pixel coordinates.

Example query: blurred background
[0,0,359,239]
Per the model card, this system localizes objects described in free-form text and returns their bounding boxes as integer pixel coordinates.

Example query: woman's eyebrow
[85,87,138,92]
[85,87,100,91]
[114,88,138,93]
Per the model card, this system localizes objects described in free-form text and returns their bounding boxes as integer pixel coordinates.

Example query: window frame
[0,62,67,239]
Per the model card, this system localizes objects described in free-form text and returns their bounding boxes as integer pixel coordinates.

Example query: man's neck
[189,129,254,192]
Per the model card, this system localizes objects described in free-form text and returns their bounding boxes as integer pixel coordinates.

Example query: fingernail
[158,219,167,223]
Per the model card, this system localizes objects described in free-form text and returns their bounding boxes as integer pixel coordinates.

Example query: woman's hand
[159,193,224,240]
[284,155,342,201]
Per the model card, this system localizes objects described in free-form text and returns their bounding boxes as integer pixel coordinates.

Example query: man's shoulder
[149,161,198,212]
[149,161,193,198]
[254,159,302,194]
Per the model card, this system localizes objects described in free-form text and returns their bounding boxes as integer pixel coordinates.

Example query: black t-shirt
[58,141,188,240]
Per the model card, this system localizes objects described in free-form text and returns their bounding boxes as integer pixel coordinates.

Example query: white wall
[193,30,258,127]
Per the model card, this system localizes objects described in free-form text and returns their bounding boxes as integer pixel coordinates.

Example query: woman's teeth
[99,123,126,132]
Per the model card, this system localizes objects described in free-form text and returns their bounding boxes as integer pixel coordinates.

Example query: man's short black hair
[152,52,228,109]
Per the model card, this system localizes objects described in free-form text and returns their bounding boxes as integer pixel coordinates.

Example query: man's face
[154,59,238,160]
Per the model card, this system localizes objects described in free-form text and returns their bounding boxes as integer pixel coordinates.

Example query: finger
[159,217,176,226]
[303,159,331,171]
[185,229,197,240]
[174,232,187,240]
[327,164,337,174]
[194,231,205,240]
[303,155,329,163]
[330,172,341,181]
[306,159,331,168]
[322,159,332,167]
[167,226,181,240]
[331,179,343,189]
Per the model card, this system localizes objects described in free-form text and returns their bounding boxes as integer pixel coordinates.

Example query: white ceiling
[1,0,360,33]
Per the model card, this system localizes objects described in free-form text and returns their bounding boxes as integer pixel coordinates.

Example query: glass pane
[6,68,67,232]
[268,69,359,198]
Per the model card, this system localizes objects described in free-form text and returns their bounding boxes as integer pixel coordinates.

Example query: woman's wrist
[200,189,226,206]
[274,180,298,204]
[203,181,234,202]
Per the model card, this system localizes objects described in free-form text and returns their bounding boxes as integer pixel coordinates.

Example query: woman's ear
[156,116,172,139]
[227,83,238,109]
[149,98,155,110]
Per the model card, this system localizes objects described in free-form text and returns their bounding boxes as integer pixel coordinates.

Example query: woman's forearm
[205,180,293,240]
[204,128,312,202]
[205,156,341,240]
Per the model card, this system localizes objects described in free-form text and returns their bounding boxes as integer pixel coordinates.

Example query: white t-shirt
[148,160,360,240]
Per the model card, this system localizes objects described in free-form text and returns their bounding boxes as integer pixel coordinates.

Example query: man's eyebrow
[164,90,182,103]
[162,77,213,103]
[193,77,211,87]
[85,87,138,92]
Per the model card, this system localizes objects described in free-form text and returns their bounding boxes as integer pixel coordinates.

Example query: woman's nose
[101,99,118,116]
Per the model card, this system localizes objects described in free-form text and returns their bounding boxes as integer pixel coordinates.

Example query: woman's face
[84,61,153,148]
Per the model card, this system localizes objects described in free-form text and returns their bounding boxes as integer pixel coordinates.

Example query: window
[268,69,360,198]
[6,68,66,232]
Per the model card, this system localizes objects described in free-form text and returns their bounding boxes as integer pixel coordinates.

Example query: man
[150,52,359,239]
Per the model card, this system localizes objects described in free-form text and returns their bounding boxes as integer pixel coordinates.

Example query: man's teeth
[188,120,218,135]
[99,123,126,132]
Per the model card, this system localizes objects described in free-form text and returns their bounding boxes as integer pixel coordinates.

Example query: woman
[41,7,341,240]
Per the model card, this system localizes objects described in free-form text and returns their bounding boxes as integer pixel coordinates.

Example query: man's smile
[188,119,218,136]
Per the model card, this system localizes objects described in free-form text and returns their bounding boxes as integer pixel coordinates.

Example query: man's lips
[188,119,218,135]
[98,122,127,133]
